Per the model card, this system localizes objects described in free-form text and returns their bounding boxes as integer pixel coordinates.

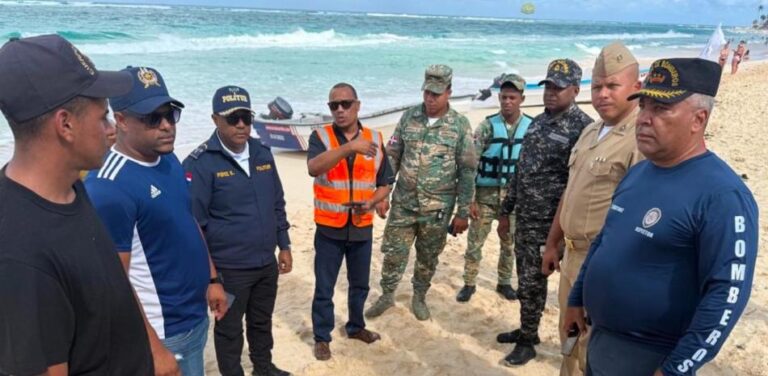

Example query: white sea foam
[578,30,694,40]
[79,29,413,55]
[490,49,507,55]
[366,12,449,20]
[494,61,511,69]
[574,43,602,55]
[69,2,171,9]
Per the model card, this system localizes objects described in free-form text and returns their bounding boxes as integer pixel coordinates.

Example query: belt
[564,236,591,251]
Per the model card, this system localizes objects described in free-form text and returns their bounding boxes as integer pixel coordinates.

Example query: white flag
[699,23,726,62]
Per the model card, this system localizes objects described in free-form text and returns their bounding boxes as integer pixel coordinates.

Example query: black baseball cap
[212,86,252,116]
[0,34,132,124]
[628,58,721,104]
[109,66,184,115]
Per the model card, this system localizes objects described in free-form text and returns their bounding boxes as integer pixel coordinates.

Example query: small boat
[252,95,474,151]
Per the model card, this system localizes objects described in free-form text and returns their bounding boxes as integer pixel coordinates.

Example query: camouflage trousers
[378,205,452,295]
[462,202,516,286]
[515,227,549,341]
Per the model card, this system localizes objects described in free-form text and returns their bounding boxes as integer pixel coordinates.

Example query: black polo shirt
[307,123,395,241]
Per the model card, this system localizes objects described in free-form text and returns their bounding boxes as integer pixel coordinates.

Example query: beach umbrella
[521,2,535,15]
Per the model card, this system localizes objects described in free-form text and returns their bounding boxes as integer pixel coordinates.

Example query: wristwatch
[210,275,223,284]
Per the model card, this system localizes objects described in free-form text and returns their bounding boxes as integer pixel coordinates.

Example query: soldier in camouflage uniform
[495,59,593,366]
[365,64,477,321]
[456,73,532,303]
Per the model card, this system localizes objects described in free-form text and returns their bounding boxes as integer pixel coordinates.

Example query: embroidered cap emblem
[137,67,160,89]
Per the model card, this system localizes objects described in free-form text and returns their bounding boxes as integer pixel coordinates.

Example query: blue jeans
[312,232,372,343]
[163,316,209,376]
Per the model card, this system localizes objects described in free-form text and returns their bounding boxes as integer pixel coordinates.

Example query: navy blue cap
[0,34,132,124]
[109,66,184,115]
[212,86,252,116]
[628,58,721,104]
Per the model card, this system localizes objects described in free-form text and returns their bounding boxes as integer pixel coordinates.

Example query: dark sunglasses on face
[223,112,253,126]
[327,100,356,111]
[128,106,182,128]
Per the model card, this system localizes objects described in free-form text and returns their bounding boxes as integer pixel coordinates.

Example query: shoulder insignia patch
[189,143,208,159]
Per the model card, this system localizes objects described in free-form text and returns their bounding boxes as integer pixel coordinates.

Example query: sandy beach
[193,61,768,376]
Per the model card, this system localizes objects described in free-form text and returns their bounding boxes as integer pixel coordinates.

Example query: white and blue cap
[212,85,252,116]
[109,66,184,115]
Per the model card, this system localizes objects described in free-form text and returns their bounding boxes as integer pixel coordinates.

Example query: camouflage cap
[498,73,526,93]
[538,59,582,88]
[593,41,638,78]
[422,64,453,94]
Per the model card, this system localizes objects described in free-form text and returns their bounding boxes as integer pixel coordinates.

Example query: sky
[101,0,768,26]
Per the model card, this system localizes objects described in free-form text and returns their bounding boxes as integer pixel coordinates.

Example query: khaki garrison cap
[592,41,638,78]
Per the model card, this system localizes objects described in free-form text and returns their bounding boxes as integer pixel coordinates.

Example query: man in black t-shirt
[0,35,153,375]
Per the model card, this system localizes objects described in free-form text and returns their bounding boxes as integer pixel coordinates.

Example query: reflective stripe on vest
[476,114,532,187]
[313,124,383,228]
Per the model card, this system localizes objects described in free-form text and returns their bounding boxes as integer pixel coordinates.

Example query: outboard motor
[266,96,294,120]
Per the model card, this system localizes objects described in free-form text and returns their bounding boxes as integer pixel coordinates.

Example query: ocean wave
[0,0,170,9]
[0,0,64,6]
[1,30,134,41]
[579,30,694,40]
[228,8,299,14]
[79,28,413,55]
[366,12,449,20]
[574,43,602,55]
[69,2,171,9]
[490,49,507,55]
[458,16,535,23]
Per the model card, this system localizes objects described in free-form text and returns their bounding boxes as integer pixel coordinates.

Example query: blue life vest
[476,113,532,187]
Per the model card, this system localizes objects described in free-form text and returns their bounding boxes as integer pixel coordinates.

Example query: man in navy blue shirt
[183,86,292,376]
[565,58,758,375]
[86,67,228,376]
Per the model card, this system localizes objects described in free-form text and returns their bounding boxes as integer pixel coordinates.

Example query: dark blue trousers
[312,231,372,343]
[214,263,278,376]
[586,327,669,376]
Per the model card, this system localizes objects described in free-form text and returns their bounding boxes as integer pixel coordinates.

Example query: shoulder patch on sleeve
[189,143,208,159]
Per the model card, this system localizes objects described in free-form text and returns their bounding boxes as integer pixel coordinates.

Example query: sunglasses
[221,112,253,126]
[327,100,357,111]
[128,106,182,129]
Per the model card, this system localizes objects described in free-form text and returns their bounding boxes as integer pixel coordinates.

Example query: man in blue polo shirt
[565,58,759,375]
[85,67,228,376]
[183,86,292,376]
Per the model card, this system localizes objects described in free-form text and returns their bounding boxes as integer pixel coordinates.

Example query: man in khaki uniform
[540,41,643,376]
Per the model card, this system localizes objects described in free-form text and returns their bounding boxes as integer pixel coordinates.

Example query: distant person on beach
[718,41,730,68]
[366,64,477,321]
[564,58,758,376]
[183,86,292,376]
[496,58,593,366]
[307,83,393,361]
[456,73,532,303]
[0,35,153,375]
[85,66,227,376]
[539,41,643,376]
[731,40,746,74]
